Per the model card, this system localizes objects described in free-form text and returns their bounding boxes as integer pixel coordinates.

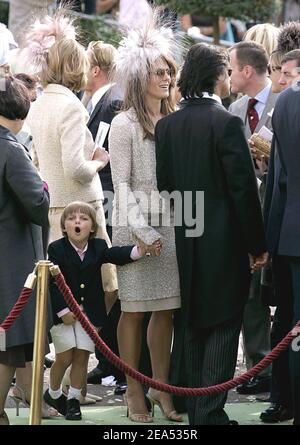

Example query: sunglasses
[152,68,174,78]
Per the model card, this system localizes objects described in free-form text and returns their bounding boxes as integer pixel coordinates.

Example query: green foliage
[0,0,9,25]
[76,14,122,48]
[155,0,280,22]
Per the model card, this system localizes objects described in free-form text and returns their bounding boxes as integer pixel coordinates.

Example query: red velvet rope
[54,271,300,396]
[0,287,33,331]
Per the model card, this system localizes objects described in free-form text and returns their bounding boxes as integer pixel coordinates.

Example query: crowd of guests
[0,4,300,427]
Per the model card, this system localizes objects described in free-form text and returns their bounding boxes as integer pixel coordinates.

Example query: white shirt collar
[201,92,222,104]
[182,92,222,105]
[69,240,88,255]
[254,81,272,105]
[91,83,112,113]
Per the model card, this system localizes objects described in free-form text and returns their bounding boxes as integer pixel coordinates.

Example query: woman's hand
[92,147,110,171]
[138,239,162,257]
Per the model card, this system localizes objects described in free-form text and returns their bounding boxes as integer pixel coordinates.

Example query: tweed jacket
[229,88,278,140]
[27,84,103,208]
[109,108,165,246]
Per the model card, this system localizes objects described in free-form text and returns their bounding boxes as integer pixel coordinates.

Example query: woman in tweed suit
[25,14,117,293]
[109,21,181,423]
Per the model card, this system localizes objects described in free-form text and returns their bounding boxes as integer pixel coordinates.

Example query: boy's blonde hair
[60,202,98,238]
[39,39,89,91]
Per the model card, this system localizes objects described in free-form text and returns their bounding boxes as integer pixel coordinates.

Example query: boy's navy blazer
[48,237,134,327]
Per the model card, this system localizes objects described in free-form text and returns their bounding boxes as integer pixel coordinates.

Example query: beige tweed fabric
[109,108,180,310]
[27,84,103,208]
[27,83,117,292]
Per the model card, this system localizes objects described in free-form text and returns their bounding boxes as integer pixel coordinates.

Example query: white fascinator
[114,8,179,92]
[22,8,77,73]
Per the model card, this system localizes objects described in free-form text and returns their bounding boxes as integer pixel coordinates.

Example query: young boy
[44,201,161,420]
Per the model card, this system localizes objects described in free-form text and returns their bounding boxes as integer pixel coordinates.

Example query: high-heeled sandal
[124,393,153,423]
[146,390,183,422]
[10,386,30,416]
[0,411,9,425]
[9,385,59,418]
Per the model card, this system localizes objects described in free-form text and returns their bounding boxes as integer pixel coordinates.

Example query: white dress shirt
[89,83,112,115]
[253,81,272,119]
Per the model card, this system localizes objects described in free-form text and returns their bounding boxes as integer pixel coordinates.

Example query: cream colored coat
[27,84,103,208]
[27,84,118,292]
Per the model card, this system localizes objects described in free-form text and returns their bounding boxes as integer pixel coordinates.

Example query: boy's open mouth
[75,227,81,234]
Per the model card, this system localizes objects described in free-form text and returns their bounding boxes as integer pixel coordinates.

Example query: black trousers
[95,299,124,382]
[270,255,293,410]
[184,312,243,425]
[287,256,300,425]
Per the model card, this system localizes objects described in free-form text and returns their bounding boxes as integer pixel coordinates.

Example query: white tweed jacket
[27,84,103,207]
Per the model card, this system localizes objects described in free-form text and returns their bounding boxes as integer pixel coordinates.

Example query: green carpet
[4,403,293,425]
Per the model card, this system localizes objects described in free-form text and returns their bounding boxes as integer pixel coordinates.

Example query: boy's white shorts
[50,320,95,354]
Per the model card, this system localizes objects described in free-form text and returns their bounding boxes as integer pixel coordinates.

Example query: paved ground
[5,335,281,425]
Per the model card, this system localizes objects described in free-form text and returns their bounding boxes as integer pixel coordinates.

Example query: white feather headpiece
[22,8,77,73]
[114,9,179,92]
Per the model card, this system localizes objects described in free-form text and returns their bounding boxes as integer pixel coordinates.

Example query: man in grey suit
[229,41,278,394]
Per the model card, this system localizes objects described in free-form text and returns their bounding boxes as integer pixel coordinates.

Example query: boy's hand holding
[61,312,76,325]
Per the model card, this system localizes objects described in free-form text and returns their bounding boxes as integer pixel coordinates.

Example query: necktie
[247,98,259,134]
[86,100,93,116]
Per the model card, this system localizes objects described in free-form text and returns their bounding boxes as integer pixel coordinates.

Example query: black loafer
[44,357,54,368]
[87,367,106,384]
[114,382,127,396]
[236,376,271,394]
[43,389,67,415]
[260,403,293,423]
[65,398,82,421]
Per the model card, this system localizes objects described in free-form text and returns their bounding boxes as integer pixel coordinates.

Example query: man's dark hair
[231,41,268,75]
[0,75,30,120]
[282,49,300,67]
[277,21,300,53]
[178,43,229,99]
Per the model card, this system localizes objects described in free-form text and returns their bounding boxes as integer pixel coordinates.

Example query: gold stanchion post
[29,261,51,425]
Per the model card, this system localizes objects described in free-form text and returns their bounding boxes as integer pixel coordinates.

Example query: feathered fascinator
[114,8,179,91]
[22,8,77,73]
[277,21,300,53]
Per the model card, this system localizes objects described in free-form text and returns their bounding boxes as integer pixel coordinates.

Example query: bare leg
[50,349,73,390]
[117,311,150,417]
[147,310,182,421]
[14,362,32,400]
[69,349,90,390]
[0,363,16,414]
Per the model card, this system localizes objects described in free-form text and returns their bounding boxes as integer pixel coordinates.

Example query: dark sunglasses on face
[152,68,174,78]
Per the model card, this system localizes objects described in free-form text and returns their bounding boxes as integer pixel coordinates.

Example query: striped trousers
[184,312,243,425]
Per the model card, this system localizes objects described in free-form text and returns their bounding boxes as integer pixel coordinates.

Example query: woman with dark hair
[0,76,50,425]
